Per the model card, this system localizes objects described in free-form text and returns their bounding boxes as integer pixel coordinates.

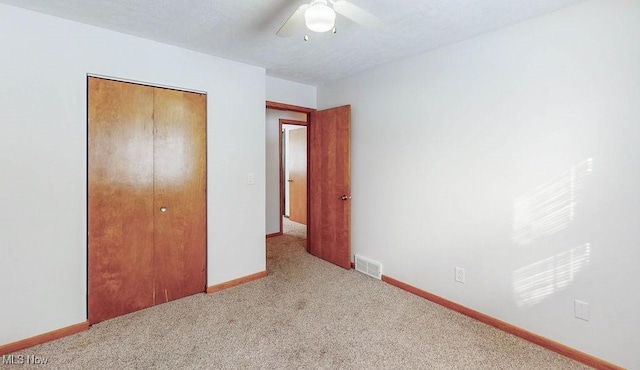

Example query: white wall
[266,76,317,108]
[317,0,639,368]
[265,110,306,235]
[0,4,266,346]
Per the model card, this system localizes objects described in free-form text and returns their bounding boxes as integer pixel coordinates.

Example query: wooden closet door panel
[153,88,206,303]
[88,77,155,323]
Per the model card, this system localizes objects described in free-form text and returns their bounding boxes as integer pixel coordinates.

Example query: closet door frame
[86,75,207,324]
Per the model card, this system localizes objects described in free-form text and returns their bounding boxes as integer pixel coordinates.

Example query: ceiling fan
[277,0,382,39]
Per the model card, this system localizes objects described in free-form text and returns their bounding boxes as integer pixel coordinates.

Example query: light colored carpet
[8,218,590,369]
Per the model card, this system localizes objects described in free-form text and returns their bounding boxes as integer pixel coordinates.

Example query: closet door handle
[160,206,168,213]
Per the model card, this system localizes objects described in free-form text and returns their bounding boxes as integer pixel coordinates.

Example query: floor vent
[354,255,382,280]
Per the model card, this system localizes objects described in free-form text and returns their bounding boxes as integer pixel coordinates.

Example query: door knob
[287,179,293,182]
[340,195,352,201]
[160,206,168,212]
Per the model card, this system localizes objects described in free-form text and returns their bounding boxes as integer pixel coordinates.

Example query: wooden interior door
[153,88,207,304]
[88,77,206,323]
[288,127,307,225]
[308,105,351,269]
[88,78,156,323]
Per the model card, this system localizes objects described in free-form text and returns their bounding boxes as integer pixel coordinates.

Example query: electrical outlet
[247,172,255,185]
[455,267,465,284]
[574,300,589,321]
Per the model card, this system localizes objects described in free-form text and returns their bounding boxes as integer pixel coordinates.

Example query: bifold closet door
[153,88,206,303]
[88,78,156,323]
[88,77,206,324]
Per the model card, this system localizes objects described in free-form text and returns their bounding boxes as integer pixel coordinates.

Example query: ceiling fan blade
[276,4,310,37]
[332,0,382,28]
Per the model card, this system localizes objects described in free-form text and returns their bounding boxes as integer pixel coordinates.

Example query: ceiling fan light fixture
[304,1,336,33]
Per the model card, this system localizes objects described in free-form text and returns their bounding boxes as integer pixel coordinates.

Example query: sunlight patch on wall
[513,158,593,246]
[512,243,591,307]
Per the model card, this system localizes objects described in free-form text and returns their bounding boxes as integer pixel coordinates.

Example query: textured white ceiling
[0,0,585,85]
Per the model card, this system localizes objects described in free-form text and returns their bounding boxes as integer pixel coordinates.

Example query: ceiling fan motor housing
[305,0,336,33]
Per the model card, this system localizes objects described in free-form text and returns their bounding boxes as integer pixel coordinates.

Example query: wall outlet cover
[574,300,589,321]
[455,267,465,284]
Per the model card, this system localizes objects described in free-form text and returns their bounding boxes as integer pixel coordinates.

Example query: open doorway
[266,101,352,270]
[282,121,307,227]
[266,103,312,237]
[282,121,307,239]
